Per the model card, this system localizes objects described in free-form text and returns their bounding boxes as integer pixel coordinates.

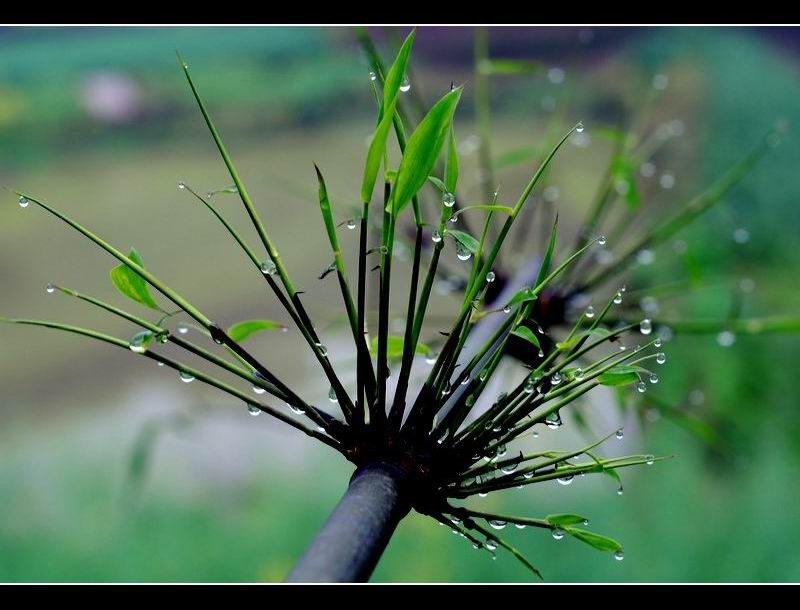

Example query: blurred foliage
[1,26,799,582]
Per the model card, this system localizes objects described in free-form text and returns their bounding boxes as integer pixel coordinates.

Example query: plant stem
[285,462,410,583]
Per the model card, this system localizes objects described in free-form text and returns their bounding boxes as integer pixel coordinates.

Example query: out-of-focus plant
[8,27,784,582]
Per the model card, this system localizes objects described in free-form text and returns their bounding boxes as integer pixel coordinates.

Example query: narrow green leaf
[564,527,623,553]
[389,87,463,215]
[110,248,160,310]
[597,365,641,387]
[480,58,542,75]
[556,328,610,350]
[314,165,339,248]
[129,330,154,352]
[445,124,459,194]
[545,513,589,527]
[427,175,447,192]
[227,319,285,343]
[511,326,540,350]
[450,204,514,219]
[369,335,430,361]
[360,30,415,203]
[447,229,480,254]
[535,216,558,288]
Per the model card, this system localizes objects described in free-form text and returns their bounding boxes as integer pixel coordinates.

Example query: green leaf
[535,216,558,288]
[427,175,447,192]
[507,286,537,307]
[604,467,622,486]
[478,58,542,75]
[556,328,610,350]
[545,513,589,527]
[447,229,480,254]
[445,124,459,194]
[314,165,339,248]
[564,527,623,553]
[369,335,430,361]
[511,326,540,349]
[227,319,285,343]
[450,204,514,219]
[389,87,463,215]
[360,30,415,203]
[597,365,642,387]
[110,248,160,310]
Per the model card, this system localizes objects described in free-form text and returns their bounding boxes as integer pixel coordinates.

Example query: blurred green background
[1,26,799,582]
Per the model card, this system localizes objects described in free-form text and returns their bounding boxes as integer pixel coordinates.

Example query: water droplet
[489,520,507,530]
[486,270,496,283]
[252,385,266,395]
[733,228,750,244]
[443,192,455,208]
[537,325,544,334]
[260,259,277,275]
[548,67,565,84]
[157,332,169,344]
[649,373,659,384]
[616,428,624,439]
[552,529,565,540]
[637,381,647,393]
[18,196,29,208]
[455,241,472,261]
[538,348,545,358]
[379,245,389,255]
[585,305,595,319]
[617,486,624,496]
[496,445,507,458]
[645,455,655,465]
[551,372,562,386]
[503,305,511,314]
[431,229,442,244]
[574,368,584,381]
[689,389,705,406]
[514,523,526,529]
[654,337,663,348]
[177,324,189,335]
[248,404,261,417]
[442,382,452,396]
[157,362,165,367]
[179,371,194,383]
[640,162,656,178]
[177,180,186,190]
[485,539,498,551]
[659,173,675,190]
[346,218,357,230]
[613,291,623,305]
[45,283,55,294]
[619,344,627,352]
[557,474,574,486]
[598,235,606,246]
[501,461,519,475]
[545,412,562,429]
[716,330,736,347]
[368,70,377,82]
[328,386,338,403]
[636,249,655,265]
[639,319,652,335]
[399,76,411,92]
[316,342,328,357]
[425,352,438,365]
[543,185,560,202]
[450,516,461,524]
[524,377,536,394]
[289,404,306,415]
[576,121,584,133]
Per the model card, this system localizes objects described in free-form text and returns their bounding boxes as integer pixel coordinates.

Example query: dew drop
[157,362,165,367]
[514,523,526,529]
[328,386,338,403]
[177,324,189,335]
[248,404,261,417]
[716,330,736,347]
[399,76,411,92]
[179,371,194,383]
[252,385,266,395]
[614,549,625,561]
[18,196,29,208]
[617,486,624,496]
[733,228,750,244]
[316,342,328,357]
[646,455,655,465]
[545,412,562,429]
[489,520,507,530]
[552,529,565,540]
[537,325,544,334]
[442,192,456,208]
[495,444,507,458]
[613,292,623,305]
[557,475,574,486]
[639,318,652,335]
[659,173,675,190]
[455,241,472,261]
[654,337,663,348]
[636,249,655,265]
[368,70,377,82]
[503,305,511,314]
[640,162,656,178]
[346,218,357,230]
[551,372,562,386]
[260,259,277,275]
[575,121,584,133]
[290,404,306,415]
[431,229,442,243]
[598,235,607,246]
[538,348,544,358]
[425,351,438,365]
[649,373,659,384]
[574,368,584,381]
[46,283,55,294]
[616,428,624,439]
[585,305,595,319]
[485,539,498,551]
[637,381,647,393]
[177,180,186,190]
[486,270,496,283]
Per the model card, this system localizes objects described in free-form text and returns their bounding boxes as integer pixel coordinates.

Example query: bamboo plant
[6,29,749,582]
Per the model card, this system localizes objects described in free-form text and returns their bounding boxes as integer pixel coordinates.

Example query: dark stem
[285,462,411,583]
